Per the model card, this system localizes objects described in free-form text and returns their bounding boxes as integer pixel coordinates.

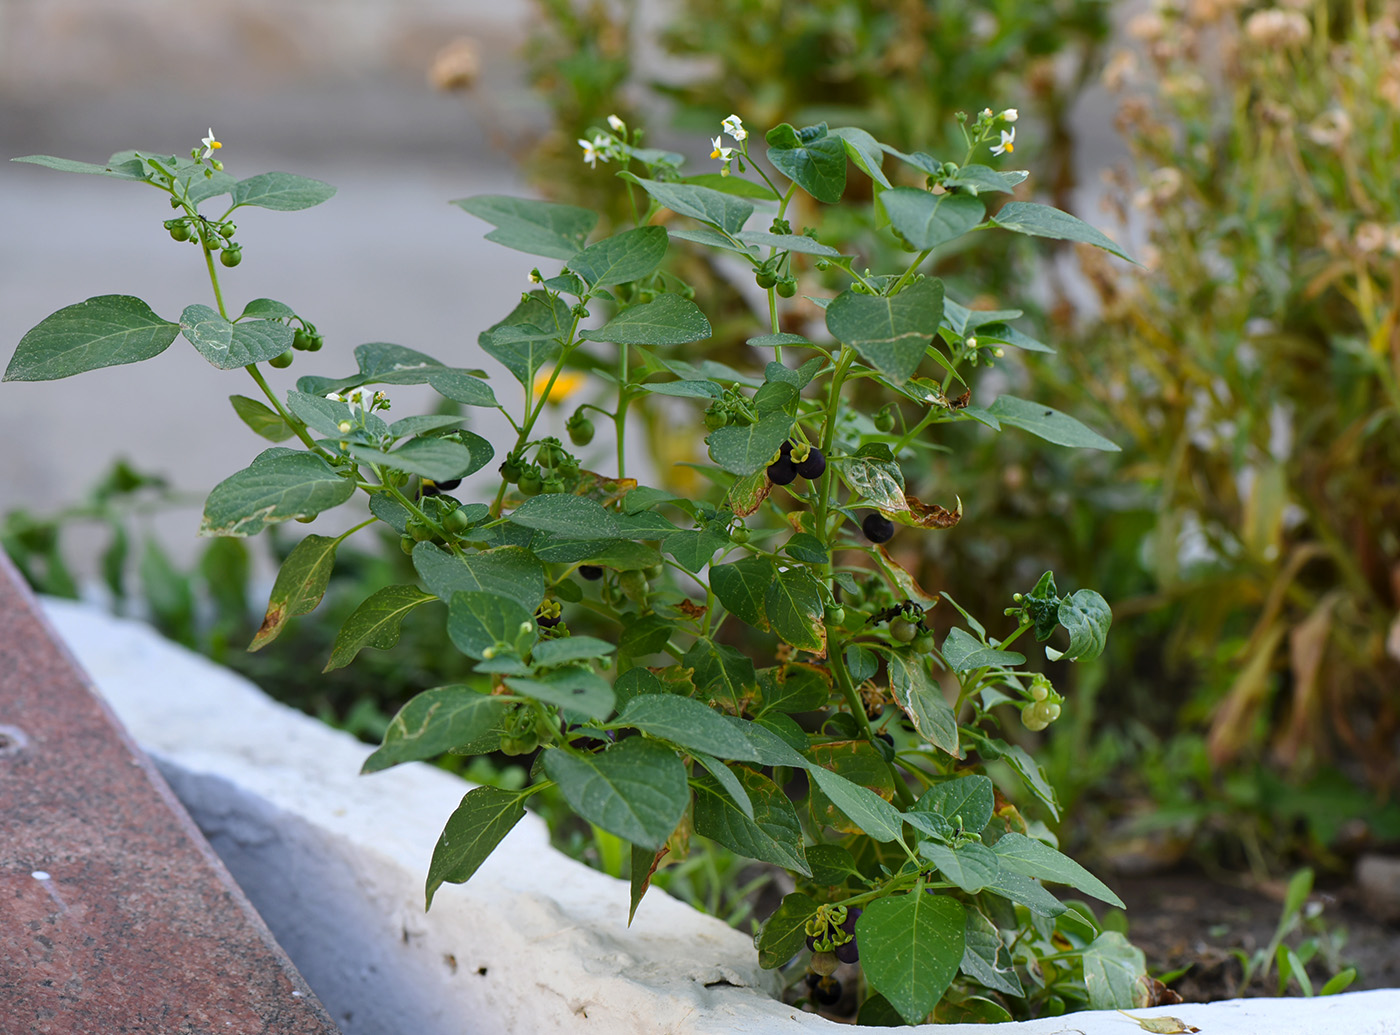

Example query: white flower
[1000,108,1019,123]
[578,137,607,168]
[721,114,747,142]
[991,127,1016,156]
[325,392,344,403]
[200,128,222,160]
[607,114,625,132]
[982,107,994,118]
[710,136,735,162]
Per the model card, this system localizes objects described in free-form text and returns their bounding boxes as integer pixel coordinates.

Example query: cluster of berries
[499,437,579,497]
[766,440,826,485]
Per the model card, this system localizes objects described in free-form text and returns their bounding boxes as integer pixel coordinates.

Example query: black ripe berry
[767,458,798,485]
[578,564,603,581]
[862,513,895,543]
[834,940,859,964]
[810,977,842,1006]
[795,447,826,480]
[537,613,561,629]
[421,477,462,497]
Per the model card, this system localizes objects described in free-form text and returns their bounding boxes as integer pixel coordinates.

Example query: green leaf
[447,590,536,661]
[989,832,1124,907]
[807,766,903,842]
[710,556,773,631]
[1319,967,1358,996]
[509,493,621,540]
[13,152,147,180]
[985,870,1069,917]
[991,201,1134,263]
[641,379,723,399]
[385,415,462,439]
[835,456,906,512]
[349,438,475,481]
[363,686,512,774]
[542,738,688,849]
[733,231,843,257]
[881,189,984,250]
[707,411,793,475]
[532,636,615,665]
[764,567,826,653]
[662,525,731,574]
[354,341,444,378]
[830,126,892,189]
[228,394,294,442]
[757,893,821,969]
[693,767,810,874]
[886,652,960,756]
[960,909,1023,996]
[478,292,571,386]
[783,533,827,564]
[505,666,615,719]
[249,534,338,651]
[285,390,384,439]
[684,638,759,714]
[200,447,354,536]
[230,171,336,211]
[940,627,1025,671]
[692,753,755,820]
[424,787,529,907]
[178,164,238,204]
[913,776,995,833]
[806,843,867,887]
[1055,589,1112,661]
[825,279,943,384]
[845,645,878,683]
[1081,932,1147,1010]
[618,695,761,761]
[629,841,665,925]
[766,124,847,204]
[5,295,179,381]
[919,842,1000,894]
[179,305,294,369]
[680,172,780,200]
[857,892,966,1024]
[427,369,498,408]
[566,226,668,288]
[412,543,545,611]
[747,332,813,349]
[987,395,1120,451]
[940,164,1023,196]
[625,177,753,234]
[453,194,597,260]
[581,294,711,346]
[618,613,675,662]
[666,227,757,257]
[238,298,297,321]
[325,584,436,671]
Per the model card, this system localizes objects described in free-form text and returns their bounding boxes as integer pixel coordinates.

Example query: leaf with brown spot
[250,534,339,651]
[1116,1011,1199,1034]
[950,389,971,409]
[807,739,895,833]
[629,841,669,925]
[677,599,708,621]
[727,467,771,517]
[873,546,937,604]
[898,493,962,529]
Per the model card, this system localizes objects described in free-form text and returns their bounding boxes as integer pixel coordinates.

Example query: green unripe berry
[729,526,751,544]
[644,564,664,580]
[517,468,543,496]
[168,222,190,242]
[823,605,846,626]
[890,617,918,643]
[704,406,730,430]
[874,405,897,433]
[220,246,242,267]
[268,350,294,368]
[1031,682,1049,702]
[755,268,778,288]
[306,333,324,352]
[566,413,595,447]
[809,951,839,977]
[1043,702,1061,722]
[408,519,434,542]
[776,277,798,298]
[292,329,313,351]
[400,535,416,556]
[443,508,472,534]
[912,631,936,654]
[500,457,524,483]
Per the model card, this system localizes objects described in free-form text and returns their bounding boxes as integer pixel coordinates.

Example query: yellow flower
[533,367,586,404]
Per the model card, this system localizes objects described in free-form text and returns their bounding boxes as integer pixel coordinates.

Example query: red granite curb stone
[0,552,340,1035]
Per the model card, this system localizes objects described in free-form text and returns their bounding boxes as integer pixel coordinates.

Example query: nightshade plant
[7,114,1144,1023]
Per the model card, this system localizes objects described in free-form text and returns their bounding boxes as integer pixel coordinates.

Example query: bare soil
[1113,871,1400,1001]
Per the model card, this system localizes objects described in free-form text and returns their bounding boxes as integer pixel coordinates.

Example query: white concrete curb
[40,598,1400,1035]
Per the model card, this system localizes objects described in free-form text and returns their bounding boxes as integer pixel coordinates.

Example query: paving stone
[0,553,338,1035]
